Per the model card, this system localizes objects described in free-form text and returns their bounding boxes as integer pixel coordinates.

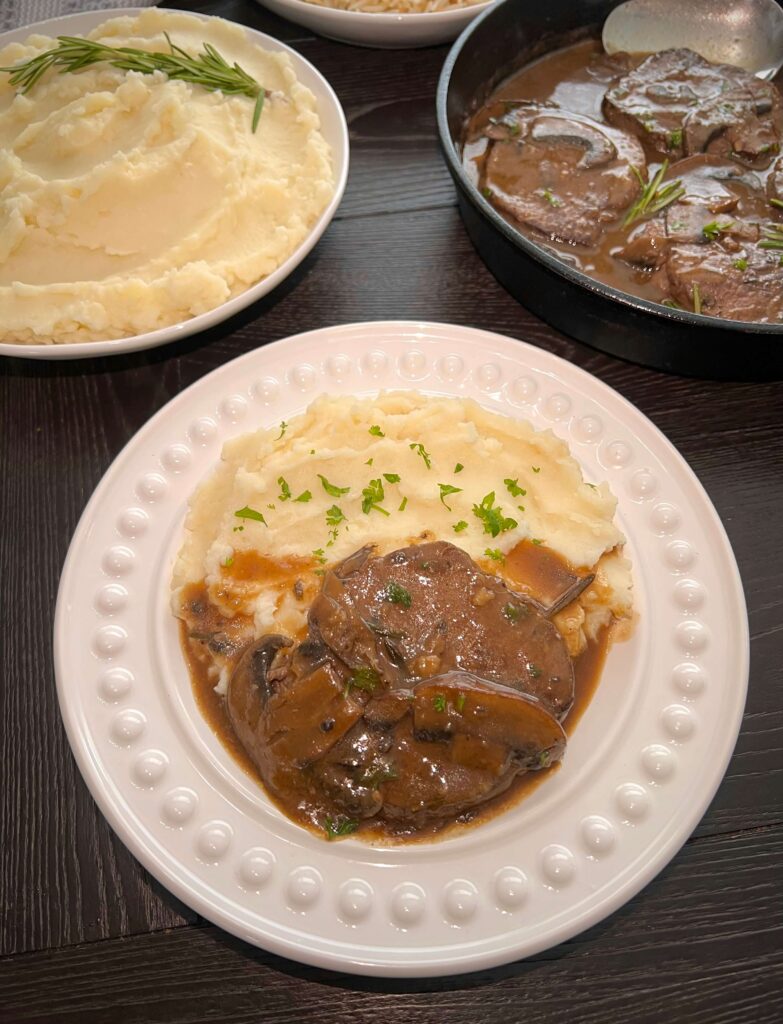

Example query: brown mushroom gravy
[180,538,617,842]
[462,39,783,323]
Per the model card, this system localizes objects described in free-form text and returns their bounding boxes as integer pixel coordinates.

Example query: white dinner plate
[0,9,349,360]
[54,322,748,977]
[253,0,493,49]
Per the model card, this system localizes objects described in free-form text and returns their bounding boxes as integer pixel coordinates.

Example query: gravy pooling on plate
[171,393,634,841]
[462,40,783,323]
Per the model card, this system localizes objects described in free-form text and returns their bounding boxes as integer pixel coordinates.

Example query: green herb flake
[667,128,683,150]
[538,750,552,768]
[661,298,682,309]
[702,219,733,242]
[365,458,374,466]
[484,548,504,562]
[384,581,412,608]
[234,505,268,526]
[361,478,390,516]
[294,490,312,503]
[324,817,359,840]
[623,160,685,227]
[432,694,447,713]
[472,491,518,538]
[455,693,466,713]
[454,463,464,474]
[503,603,520,623]
[233,525,244,533]
[531,538,543,546]
[504,477,526,498]
[312,548,327,565]
[541,187,563,208]
[383,473,401,483]
[438,483,463,511]
[222,555,234,568]
[369,425,385,437]
[481,186,494,200]
[277,476,291,502]
[531,466,541,473]
[733,257,748,271]
[275,420,288,441]
[409,442,432,469]
[318,474,350,497]
[759,223,783,251]
[398,496,408,512]
[347,666,381,694]
[325,504,345,526]
[453,520,468,533]
[770,198,783,210]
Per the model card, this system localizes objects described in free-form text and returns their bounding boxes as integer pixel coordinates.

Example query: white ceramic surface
[0,9,349,360]
[54,321,748,977]
[254,0,493,49]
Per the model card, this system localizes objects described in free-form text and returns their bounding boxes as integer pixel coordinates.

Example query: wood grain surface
[0,0,781,1020]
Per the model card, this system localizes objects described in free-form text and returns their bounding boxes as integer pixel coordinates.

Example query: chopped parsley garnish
[518,504,526,512]
[503,603,521,623]
[733,257,748,271]
[293,490,312,503]
[233,525,244,533]
[472,491,518,538]
[453,520,468,533]
[398,496,408,512]
[531,466,541,473]
[275,421,288,441]
[409,442,432,469]
[324,817,358,840]
[438,483,462,511]
[361,478,390,516]
[529,664,542,679]
[455,693,466,713]
[383,473,400,483]
[267,504,275,510]
[481,186,494,200]
[702,219,732,242]
[531,538,543,546]
[666,128,683,149]
[234,505,267,526]
[368,425,385,437]
[504,478,526,498]
[222,555,234,568]
[484,548,504,562]
[432,694,447,713]
[346,666,381,694]
[312,548,327,565]
[365,458,373,466]
[541,187,563,208]
[454,463,464,474]
[325,504,345,526]
[384,581,412,608]
[277,477,291,501]
[318,473,350,497]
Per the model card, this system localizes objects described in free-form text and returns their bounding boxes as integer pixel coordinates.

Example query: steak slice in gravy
[664,243,783,321]
[604,48,781,164]
[310,540,575,719]
[480,104,645,246]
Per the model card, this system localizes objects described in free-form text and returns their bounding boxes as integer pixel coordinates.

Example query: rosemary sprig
[0,32,266,131]
[623,160,686,228]
[759,224,783,251]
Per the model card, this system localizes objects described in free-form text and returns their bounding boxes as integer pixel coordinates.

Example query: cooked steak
[664,243,783,322]
[480,104,645,246]
[310,540,575,718]
[604,49,781,164]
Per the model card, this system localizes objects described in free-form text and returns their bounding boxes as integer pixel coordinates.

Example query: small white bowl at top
[254,0,495,48]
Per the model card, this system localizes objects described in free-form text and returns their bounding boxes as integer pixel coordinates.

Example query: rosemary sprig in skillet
[759,224,783,251]
[0,32,267,131]
[623,160,685,228]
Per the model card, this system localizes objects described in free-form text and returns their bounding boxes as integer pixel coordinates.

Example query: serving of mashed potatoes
[172,392,633,694]
[0,10,335,344]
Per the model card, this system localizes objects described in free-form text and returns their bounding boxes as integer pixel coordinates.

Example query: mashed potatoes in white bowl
[0,8,348,359]
[253,0,494,50]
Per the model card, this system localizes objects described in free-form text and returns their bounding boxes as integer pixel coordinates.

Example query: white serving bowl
[254,0,495,49]
[0,8,349,360]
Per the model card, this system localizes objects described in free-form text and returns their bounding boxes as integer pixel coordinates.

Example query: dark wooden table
[1,1,782,1021]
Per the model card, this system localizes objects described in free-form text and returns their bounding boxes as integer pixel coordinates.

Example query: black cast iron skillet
[436,0,783,380]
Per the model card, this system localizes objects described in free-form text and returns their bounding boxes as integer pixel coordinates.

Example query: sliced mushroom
[530,115,618,168]
[412,672,566,770]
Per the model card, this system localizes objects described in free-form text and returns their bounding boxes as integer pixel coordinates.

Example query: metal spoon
[603,0,783,79]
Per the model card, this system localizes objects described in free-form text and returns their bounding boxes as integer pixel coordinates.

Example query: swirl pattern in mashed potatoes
[172,392,633,695]
[0,10,335,344]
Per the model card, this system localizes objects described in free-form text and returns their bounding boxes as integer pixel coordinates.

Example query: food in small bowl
[0,9,344,350]
[171,392,633,841]
[254,0,493,50]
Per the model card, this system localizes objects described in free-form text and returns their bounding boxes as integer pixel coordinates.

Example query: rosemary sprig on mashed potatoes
[172,392,633,694]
